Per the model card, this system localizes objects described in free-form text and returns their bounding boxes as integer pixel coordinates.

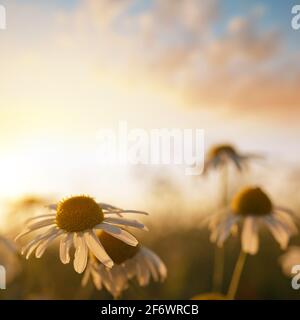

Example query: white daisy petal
[141,247,167,281]
[103,217,148,231]
[241,217,259,255]
[275,206,296,217]
[15,229,36,242]
[273,210,298,235]
[91,265,103,290]
[35,230,63,258]
[84,231,113,269]
[25,214,56,223]
[209,215,239,247]
[104,210,148,216]
[98,203,121,211]
[94,223,138,246]
[217,216,239,247]
[26,218,56,231]
[73,233,88,274]
[136,258,150,286]
[81,265,91,287]
[264,216,290,250]
[21,226,58,256]
[25,242,40,260]
[15,219,56,241]
[98,265,115,293]
[143,254,159,282]
[59,233,73,264]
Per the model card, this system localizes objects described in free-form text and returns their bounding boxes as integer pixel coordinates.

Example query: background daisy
[209,186,298,255]
[82,232,167,299]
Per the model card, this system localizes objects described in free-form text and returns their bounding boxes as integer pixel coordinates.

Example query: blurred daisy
[16,195,148,273]
[204,144,260,173]
[82,232,167,299]
[0,235,21,283]
[279,246,300,277]
[204,143,261,292]
[209,187,297,255]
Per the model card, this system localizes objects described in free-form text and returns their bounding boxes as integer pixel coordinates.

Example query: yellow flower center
[209,144,237,158]
[98,232,140,265]
[231,187,272,216]
[56,195,104,232]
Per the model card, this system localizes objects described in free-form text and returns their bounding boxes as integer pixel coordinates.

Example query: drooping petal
[217,216,239,247]
[91,265,103,290]
[141,247,167,281]
[94,223,138,246]
[273,210,298,235]
[73,233,88,274]
[241,217,259,255]
[81,265,91,287]
[103,217,148,231]
[83,231,113,269]
[104,210,149,216]
[25,214,56,224]
[15,220,56,241]
[59,233,73,264]
[21,226,58,256]
[264,215,291,250]
[98,203,121,211]
[26,218,56,231]
[35,230,63,258]
[136,257,150,286]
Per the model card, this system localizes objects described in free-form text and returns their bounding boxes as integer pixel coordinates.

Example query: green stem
[212,165,228,293]
[212,246,224,292]
[221,164,228,205]
[227,250,247,300]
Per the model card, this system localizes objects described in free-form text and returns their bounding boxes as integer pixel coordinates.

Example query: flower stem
[212,165,228,292]
[212,246,224,292]
[227,250,247,300]
[221,164,228,205]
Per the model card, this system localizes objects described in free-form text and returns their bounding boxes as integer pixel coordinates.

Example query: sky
[0,0,299,205]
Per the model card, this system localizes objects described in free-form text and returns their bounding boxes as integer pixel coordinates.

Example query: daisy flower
[82,232,167,299]
[204,144,261,292]
[279,246,300,277]
[204,144,260,173]
[209,187,298,255]
[15,195,148,273]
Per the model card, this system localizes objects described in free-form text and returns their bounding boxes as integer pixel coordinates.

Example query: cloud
[121,2,298,117]
[1,0,299,120]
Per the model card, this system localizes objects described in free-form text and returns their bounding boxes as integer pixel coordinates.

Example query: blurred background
[0,0,300,299]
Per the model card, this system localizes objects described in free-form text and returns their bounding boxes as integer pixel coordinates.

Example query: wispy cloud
[54,0,298,118]
[2,0,299,119]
